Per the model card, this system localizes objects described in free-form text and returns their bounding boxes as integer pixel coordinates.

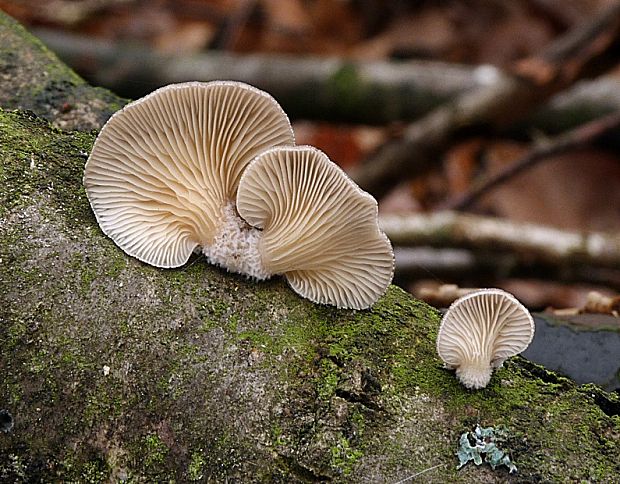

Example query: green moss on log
[0,10,126,131]
[1,108,619,482]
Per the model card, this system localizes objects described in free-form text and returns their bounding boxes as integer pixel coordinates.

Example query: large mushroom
[237,145,394,309]
[84,81,294,271]
[85,82,393,309]
[436,288,535,389]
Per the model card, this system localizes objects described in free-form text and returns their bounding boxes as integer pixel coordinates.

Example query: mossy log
[0,11,126,131]
[1,11,619,483]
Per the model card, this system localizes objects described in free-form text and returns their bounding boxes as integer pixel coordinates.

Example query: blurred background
[1,0,619,386]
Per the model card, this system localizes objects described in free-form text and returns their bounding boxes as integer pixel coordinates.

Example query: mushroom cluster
[436,289,535,389]
[84,81,394,309]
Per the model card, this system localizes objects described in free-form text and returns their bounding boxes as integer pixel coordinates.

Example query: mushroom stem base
[455,361,493,389]
[202,203,271,280]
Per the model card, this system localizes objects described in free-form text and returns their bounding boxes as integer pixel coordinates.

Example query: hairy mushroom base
[453,354,496,390]
[201,202,270,280]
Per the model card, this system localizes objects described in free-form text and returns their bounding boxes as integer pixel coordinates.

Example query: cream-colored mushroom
[436,288,535,389]
[85,82,392,309]
[236,145,394,310]
[84,81,294,270]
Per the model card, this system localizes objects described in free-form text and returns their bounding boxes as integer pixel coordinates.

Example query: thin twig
[443,111,620,210]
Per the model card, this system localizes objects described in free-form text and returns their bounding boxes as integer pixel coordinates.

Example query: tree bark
[1,11,619,483]
[0,12,126,131]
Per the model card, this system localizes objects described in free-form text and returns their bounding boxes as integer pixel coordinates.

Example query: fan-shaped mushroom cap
[436,288,535,389]
[236,145,394,310]
[84,81,294,268]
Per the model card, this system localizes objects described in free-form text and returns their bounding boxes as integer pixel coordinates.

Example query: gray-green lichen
[457,426,517,473]
[1,108,619,483]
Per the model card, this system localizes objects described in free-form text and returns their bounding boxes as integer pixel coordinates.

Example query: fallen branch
[351,2,620,198]
[529,75,620,134]
[31,28,620,132]
[393,246,620,290]
[443,110,620,210]
[381,211,620,268]
[33,28,483,124]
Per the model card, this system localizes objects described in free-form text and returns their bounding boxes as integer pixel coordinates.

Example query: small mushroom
[436,288,535,389]
[84,81,294,269]
[236,145,394,309]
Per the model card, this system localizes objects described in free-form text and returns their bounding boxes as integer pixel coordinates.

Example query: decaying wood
[2,10,620,482]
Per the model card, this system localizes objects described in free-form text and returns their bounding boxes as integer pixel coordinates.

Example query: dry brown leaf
[352,9,455,60]
[477,8,554,67]
[378,183,421,214]
[154,20,215,53]
[293,121,386,170]
[479,141,620,232]
[260,0,311,34]
[443,139,483,197]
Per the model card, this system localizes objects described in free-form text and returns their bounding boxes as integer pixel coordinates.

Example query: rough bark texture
[1,11,619,483]
[0,12,126,131]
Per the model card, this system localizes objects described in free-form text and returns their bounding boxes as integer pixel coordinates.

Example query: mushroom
[436,288,535,389]
[236,145,394,310]
[85,82,393,309]
[84,81,294,271]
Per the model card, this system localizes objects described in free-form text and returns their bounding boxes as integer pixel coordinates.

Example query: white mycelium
[202,202,270,280]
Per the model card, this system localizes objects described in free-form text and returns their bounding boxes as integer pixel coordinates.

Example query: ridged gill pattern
[236,146,394,309]
[84,81,294,268]
[436,289,535,368]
